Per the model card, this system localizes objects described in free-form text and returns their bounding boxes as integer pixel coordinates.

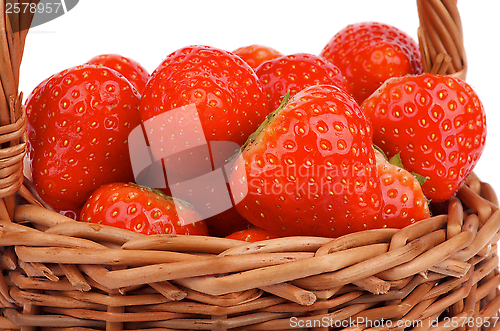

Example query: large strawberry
[361,74,487,202]
[140,45,268,146]
[25,64,142,212]
[255,53,350,113]
[374,148,430,228]
[137,46,269,233]
[86,54,150,94]
[233,44,283,70]
[320,21,422,104]
[81,182,208,235]
[229,85,383,238]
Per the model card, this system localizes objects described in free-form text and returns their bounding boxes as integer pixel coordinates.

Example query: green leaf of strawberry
[388,152,405,169]
[388,152,426,186]
[241,91,290,153]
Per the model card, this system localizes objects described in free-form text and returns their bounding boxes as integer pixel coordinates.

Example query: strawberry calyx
[373,145,427,187]
[391,153,427,188]
[374,146,431,227]
[240,91,290,153]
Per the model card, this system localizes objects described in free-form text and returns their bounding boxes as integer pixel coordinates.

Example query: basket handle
[0,1,38,202]
[417,0,467,79]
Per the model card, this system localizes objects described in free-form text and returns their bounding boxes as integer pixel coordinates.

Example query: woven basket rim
[0,177,498,330]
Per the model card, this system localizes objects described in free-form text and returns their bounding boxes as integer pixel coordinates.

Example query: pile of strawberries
[24,22,487,242]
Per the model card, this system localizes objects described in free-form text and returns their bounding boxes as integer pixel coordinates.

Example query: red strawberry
[80,182,208,235]
[374,148,430,228]
[233,44,283,70]
[229,85,383,238]
[25,64,142,212]
[320,21,422,104]
[255,53,350,113]
[360,74,487,202]
[140,45,268,146]
[226,227,279,242]
[87,54,150,94]
[204,206,252,238]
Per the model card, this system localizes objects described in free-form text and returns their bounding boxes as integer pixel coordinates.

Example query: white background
[19,0,500,196]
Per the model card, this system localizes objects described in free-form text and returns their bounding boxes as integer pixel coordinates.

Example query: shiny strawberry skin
[320,21,422,104]
[139,45,269,146]
[361,74,487,202]
[226,227,279,242]
[255,53,350,113]
[233,44,283,70]
[374,150,430,228]
[81,182,209,235]
[231,85,382,238]
[87,54,150,94]
[86,54,150,95]
[25,64,142,212]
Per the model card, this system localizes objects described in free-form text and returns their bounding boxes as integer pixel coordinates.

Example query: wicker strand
[0,0,17,126]
[293,231,444,291]
[149,281,187,301]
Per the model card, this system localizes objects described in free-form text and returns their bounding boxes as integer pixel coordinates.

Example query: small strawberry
[360,74,487,202]
[140,45,269,146]
[25,64,142,212]
[226,227,279,242]
[86,54,150,94]
[81,182,208,235]
[204,206,252,238]
[255,53,350,112]
[320,21,422,104]
[374,148,430,228]
[229,85,383,238]
[232,44,283,70]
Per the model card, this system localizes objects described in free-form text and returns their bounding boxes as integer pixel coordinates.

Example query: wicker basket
[1,1,499,330]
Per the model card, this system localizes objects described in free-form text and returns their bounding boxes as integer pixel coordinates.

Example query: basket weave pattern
[1,1,499,330]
